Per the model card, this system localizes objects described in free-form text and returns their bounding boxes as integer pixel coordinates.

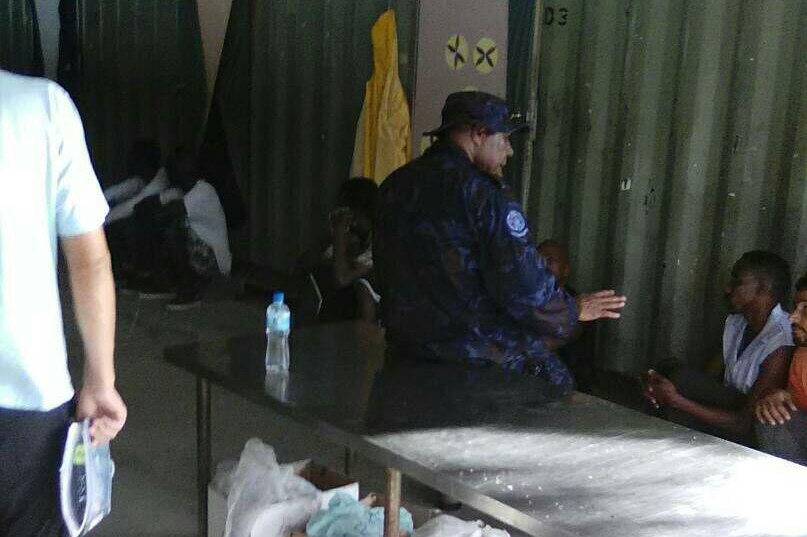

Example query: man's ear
[469,124,487,146]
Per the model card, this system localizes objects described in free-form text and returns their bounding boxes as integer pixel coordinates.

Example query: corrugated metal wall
[246,0,417,269]
[71,0,207,185]
[0,0,40,75]
[527,0,807,372]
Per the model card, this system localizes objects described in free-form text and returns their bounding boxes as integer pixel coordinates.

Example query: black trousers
[0,402,71,537]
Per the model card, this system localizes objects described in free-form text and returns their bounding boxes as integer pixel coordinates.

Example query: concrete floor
[63,282,524,537]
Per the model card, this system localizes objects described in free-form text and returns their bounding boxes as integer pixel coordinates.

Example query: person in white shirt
[642,251,793,444]
[129,148,231,309]
[0,70,127,535]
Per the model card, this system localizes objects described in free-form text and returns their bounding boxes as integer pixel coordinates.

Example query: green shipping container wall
[524,0,806,372]
[240,0,805,373]
[0,0,41,75]
[244,0,418,270]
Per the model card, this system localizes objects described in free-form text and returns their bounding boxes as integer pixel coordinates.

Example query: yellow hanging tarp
[350,9,412,184]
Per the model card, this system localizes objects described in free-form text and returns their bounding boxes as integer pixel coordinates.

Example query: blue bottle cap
[272,291,285,304]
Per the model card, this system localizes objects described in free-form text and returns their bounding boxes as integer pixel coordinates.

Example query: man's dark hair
[337,177,378,221]
[126,138,161,176]
[795,273,807,293]
[734,250,791,303]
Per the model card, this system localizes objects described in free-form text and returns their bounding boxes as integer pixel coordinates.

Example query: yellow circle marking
[473,37,498,74]
[445,34,469,71]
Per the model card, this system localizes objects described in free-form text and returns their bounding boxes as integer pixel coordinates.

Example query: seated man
[104,139,162,273]
[643,251,793,444]
[755,274,807,465]
[537,239,590,390]
[301,178,379,324]
[131,149,232,309]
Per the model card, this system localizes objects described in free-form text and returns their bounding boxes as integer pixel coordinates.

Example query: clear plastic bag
[222,438,320,537]
[60,419,115,537]
[412,515,510,537]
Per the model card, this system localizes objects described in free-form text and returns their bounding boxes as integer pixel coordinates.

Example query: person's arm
[49,83,126,445]
[331,208,372,288]
[474,181,625,338]
[355,281,378,324]
[106,169,167,223]
[104,176,145,205]
[61,229,127,446]
[644,346,792,437]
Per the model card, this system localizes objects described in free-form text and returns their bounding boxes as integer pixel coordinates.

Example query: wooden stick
[384,468,402,537]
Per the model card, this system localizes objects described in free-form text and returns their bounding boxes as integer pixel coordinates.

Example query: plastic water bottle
[265,292,290,374]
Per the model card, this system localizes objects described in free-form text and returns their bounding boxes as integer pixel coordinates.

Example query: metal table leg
[384,468,402,537]
[197,376,211,537]
[344,447,354,476]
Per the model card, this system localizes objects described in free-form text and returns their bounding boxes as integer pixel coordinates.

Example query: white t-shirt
[183,180,232,275]
[0,71,109,411]
[723,304,793,394]
[158,180,231,275]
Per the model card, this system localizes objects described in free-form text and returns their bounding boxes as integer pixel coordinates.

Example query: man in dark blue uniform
[374,92,626,389]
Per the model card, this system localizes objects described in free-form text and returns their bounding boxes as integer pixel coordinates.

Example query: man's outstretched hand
[577,290,627,321]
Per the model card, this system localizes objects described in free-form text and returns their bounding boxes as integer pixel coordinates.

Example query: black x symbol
[475,45,496,68]
[447,36,466,69]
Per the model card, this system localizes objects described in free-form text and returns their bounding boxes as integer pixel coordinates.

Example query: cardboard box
[207,461,359,537]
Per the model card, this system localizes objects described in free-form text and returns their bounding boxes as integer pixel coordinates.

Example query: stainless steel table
[164,322,807,537]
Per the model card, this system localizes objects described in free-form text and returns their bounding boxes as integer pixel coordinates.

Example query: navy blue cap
[424,91,527,136]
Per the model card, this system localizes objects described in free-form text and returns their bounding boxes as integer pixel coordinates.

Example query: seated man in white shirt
[104,139,162,276]
[130,149,232,309]
[642,251,794,444]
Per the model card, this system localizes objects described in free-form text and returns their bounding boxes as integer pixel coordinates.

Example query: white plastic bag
[222,438,320,537]
[413,515,510,537]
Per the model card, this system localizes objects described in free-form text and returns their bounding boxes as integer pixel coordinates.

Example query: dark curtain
[0,0,43,76]
[59,0,207,186]
[197,0,251,232]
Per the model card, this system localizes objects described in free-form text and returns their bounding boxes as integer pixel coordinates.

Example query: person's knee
[755,411,807,464]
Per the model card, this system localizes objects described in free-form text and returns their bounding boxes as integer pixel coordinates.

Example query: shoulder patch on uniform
[506,209,528,238]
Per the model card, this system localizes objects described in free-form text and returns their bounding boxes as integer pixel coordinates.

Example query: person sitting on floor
[130,149,232,309]
[537,239,591,390]
[300,178,379,324]
[755,273,807,465]
[642,250,794,444]
[105,139,163,275]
